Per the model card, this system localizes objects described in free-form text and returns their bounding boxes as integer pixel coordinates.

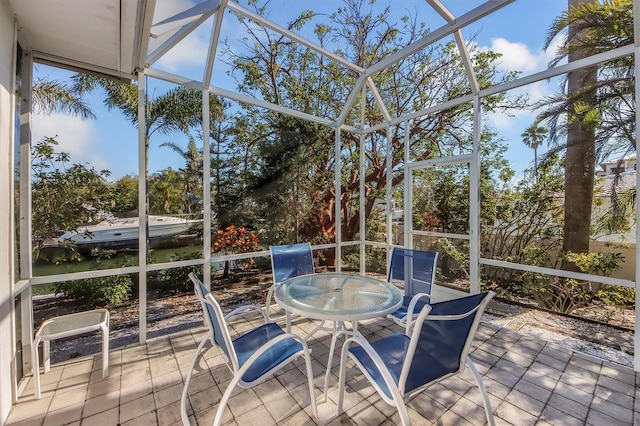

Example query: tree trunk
[562,0,597,271]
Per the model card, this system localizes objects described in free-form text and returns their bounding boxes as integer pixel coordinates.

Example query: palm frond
[32,79,95,119]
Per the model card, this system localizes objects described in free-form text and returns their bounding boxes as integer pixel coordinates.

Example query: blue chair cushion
[349,334,409,399]
[390,295,430,320]
[233,322,303,383]
[349,331,457,399]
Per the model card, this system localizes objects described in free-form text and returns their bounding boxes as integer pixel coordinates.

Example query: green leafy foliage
[31,137,111,260]
[596,284,635,323]
[225,0,525,262]
[483,154,564,283]
[437,238,470,280]
[53,274,132,308]
[519,250,624,314]
[563,251,624,276]
[148,252,203,294]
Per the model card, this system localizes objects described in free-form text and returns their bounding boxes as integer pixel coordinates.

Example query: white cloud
[154,32,210,72]
[478,37,563,130]
[32,113,110,171]
[482,37,548,74]
[149,0,213,72]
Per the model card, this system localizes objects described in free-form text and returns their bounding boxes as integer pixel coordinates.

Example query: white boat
[58,215,201,249]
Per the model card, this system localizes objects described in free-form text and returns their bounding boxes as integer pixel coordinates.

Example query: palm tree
[71,74,206,144]
[70,74,221,237]
[538,0,631,268]
[160,136,203,213]
[521,123,548,178]
[148,169,184,214]
[32,78,94,119]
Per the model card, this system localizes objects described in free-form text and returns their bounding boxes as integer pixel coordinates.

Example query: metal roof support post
[203,1,227,86]
[469,96,481,294]
[137,70,148,344]
[403,120,411,250]
[385,125,393,252]
[335,128,342,272]
[359,86,366,274]
[633,0,640,372]
[359,130,365,274]
[202,89,212,289]
[19,50,33,282]
[19,46,35,382]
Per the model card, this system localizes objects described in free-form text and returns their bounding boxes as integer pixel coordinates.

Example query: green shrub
[149,264,203,294]
[519,250,624,314]
[147,252,203,294]
[596,284,635,323]
[437,238,470,279]
[54,275,132,308]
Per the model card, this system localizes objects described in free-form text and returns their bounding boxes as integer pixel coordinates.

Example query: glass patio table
[274,272,403,397]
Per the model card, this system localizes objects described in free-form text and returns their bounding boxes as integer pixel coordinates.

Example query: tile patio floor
[6,307,640,426]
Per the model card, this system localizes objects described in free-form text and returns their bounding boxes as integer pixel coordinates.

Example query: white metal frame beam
[225,2,364,74]
[145,2,219,68]
[633,0,640,372]
[203,0,229,86]
[364,0,515,78]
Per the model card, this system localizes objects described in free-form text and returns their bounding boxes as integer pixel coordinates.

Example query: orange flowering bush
[212,225,260,274]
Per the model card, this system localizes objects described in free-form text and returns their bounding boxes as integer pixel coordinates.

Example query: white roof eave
[8,0,152,80]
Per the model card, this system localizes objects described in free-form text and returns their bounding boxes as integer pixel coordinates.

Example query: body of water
[33,243,204,277]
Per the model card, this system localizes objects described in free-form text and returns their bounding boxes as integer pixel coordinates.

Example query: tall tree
[148,168,184,214]
[160,136,203,213]
[71,75,222,226]
[210,102,255,228]
[563,0,598,266]
[226,0,523,264]
[521,123,548,179]
[32,77,94,119]
[540,0,634,270]
[31,137,110,259]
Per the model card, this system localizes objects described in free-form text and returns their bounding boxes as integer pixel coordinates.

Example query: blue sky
[32,0,568,181]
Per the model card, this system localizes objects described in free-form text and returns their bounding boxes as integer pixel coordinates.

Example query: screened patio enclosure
[3,0,640,420]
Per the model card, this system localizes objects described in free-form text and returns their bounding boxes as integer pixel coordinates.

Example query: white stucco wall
[0,1,16,422]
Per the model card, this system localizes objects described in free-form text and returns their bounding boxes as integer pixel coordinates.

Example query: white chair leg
[214,375,242,426]
[467,357,495,426]
[303,350,318,418]
[395,400,412,426]
[265,285,274,323]
[337,344,349,415]
[43,340,50,373]
[181,335,209,426]
[32,337,41,399]
[101,322,109,378]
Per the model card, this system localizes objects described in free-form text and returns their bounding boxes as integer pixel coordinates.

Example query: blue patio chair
[265,242,315,332]
[337,291,495,426]
[387,247,438,330]
[180,273,318,426]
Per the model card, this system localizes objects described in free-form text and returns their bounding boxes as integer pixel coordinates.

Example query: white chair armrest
[404,293,431,334]
[224,305,268,323]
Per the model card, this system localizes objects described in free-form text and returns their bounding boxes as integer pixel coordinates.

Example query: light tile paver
[120,393,156,423]
[5,316,640,426]
[546,393,589,421]
[495,400,537,426]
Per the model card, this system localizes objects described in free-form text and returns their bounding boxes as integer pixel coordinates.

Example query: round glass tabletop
[274,272,403,321]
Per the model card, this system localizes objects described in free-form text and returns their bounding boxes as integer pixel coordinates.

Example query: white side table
[32,309,109,399]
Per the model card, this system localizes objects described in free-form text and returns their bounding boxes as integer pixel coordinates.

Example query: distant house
[592,154,636,244]
[595,154,636,178]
